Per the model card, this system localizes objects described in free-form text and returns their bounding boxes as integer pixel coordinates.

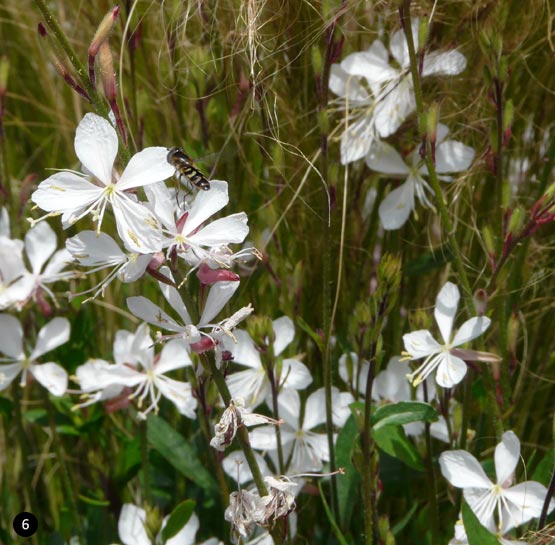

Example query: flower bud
[196,263,240,285]
[311,45,323,76]
[426,102,439,146]
[473,288,488,316]
[89,6,120,85]
[418,18,429,53]
[507,206,525,236]
[482,225,495,256]
[503,99,514,143]
[247,315,275,349]
[498,55,509,83]
[0,55,9,98]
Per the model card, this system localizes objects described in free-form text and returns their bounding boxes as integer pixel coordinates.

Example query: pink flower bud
[197,263,240,285]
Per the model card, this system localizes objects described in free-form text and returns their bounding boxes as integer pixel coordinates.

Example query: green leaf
[0,396,13,418]
[373,425,424,471]
[78,494,110,507]
[404,245,454,276]
[462,502,500,545]
[371,401,437,430]
[147,414,217,494]
[160,499,196,544]
[336,414,361,528]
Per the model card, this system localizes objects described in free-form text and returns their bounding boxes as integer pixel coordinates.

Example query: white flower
[223,450,271,486]
[65,231,151,300]
[440,431,554,533]
[448,517,526,545]
[226,316,312,408]
[330,18,467,164]
[403,282,491,388]
[0,237,34,309]
[249,387,352,473]
[366,124,475,229]
[31,113,174,253]
[118,504,201,545]
[0,314,69,395]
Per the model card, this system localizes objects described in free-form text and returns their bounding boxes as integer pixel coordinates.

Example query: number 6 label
[13,512,38,537]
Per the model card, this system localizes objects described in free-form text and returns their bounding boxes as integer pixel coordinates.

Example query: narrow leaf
[160,499,196,544]
[373,425,424,471]
[371,401,437,430]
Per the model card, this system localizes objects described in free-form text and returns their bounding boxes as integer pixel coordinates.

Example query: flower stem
[140,418,151,505]
[44,392,85,544]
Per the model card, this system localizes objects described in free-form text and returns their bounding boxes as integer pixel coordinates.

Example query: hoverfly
[167,147,210,191]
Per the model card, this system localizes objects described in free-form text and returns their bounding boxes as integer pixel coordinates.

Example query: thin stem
[269,371,286,473]
[44,392,85,544]
[140,419,151,505]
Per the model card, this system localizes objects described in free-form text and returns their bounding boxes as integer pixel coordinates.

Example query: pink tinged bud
[197,263,240,285]
[191,336,215,353]
[98,42,127,145]
[147,252,166,271]
[35,288,52,317]
[473,288,488,316]
[89,6,120,86]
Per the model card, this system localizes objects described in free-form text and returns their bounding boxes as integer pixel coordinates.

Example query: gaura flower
[0,314,69,396]
[31,113,174,253]
[448,517,525,545]
[403,282,491,388]
[366,124,475,229]
[330,17,467,164]
[440,431,554,533]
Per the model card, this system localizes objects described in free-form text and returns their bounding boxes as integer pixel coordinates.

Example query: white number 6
[22,519,29,530]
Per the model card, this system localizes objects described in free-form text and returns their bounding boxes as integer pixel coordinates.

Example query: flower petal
[184,181,229,235]
[365,141,410,175]
[118,147,175,190]
[340,116,376,165]
[403,329,442,358]
[280,358,313,391]
[495,430,520,487]
[249,426,279,450]
[502,481,550,531]
[452,317,491,347]
[229,330,262,369]
[0,314,24,359]
[66,231,125,266]
[156,376,197,418]
[31,362,68,396]
[30,317,70,360]
[389,18,419,68]
[75,113,118,185]
[439,450,492,489]
[127,296,186,333]
[378,178,416,230]
[0,362,22,390]
[435,354,467,388]
[118,504,150,545]
[435,140,475,173]
[273,316,295,356]
[189,213,249,246]
[329,64,370,103]
[24,222,57,274]
[373,77,415,138]
[31,172,103,214]
[199,281,239,325]
[435,281,460,344]
[222,450,270,485]
[156,339,192,374]
[422,50,467,77]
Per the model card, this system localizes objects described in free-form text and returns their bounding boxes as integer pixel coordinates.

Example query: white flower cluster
[330,17,473,229]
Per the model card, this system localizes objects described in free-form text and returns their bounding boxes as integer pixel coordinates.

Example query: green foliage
[160,500,196,544]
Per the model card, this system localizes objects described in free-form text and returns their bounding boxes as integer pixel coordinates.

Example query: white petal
[277,388,301,429]
[165,512,199,545]
[229,330,262,369]
[143,182,177,230]
[340,43,398,89]
[31,362,68,396]
[280,358,313,390]
[374,357,411,402]
[435,141,475,173]
[303,388,327,430]
[502,481,550,531]
[329,64,370,102]
[0,237,27,284]
[0,362,22,390]
[199,281,239,325]
[111,193,162,253]
[403,330,442,358]
[156,339,192,374]
[365,141,410,175]
[0,314,24,358]
[118,147,175,190]
[0,207,9,237]
[75,113,118,185]
[435,354,467,388]
[222,450,270,484]
[114,324,151,365]
[452,317,491,347]
[389,18,419,68]
[66,231,124,265]
[184,181,229,235]
[249,426,279,450]
[373,77,415,138]
[340,116,376,165]
[464,488,497,531]
[273,316,295,356]
[226,368,267,408]
[30,317,70,360]
[158,272,192,325]
[24,222,57,274]
[31,172,103,213]
[121,254,151,282]
[435,281,460,344]
[422,50,467,77]
[156,376,197,418]
[439,450,492,489]
[495,431,520,486]
[42,249,72,279]
[189,213,249,246]
[378,178,415,230]
[118,504,150,545]
[127,296,185,333]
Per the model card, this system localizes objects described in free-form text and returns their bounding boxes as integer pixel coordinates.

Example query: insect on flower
[167,147,211,192]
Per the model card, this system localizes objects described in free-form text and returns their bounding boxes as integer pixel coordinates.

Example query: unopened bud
[318,109,329,134]
[545,181,555,201]
[502,179,512,209]
[426,102,439,146]
[0,55,9,97]
[498,56,509,83]
[197,263,240,285]
[418,18,429,52]
[507,206,525,235]
[98,41,116,101]
[144,505,162,542]
[311,45,323,76]
[507,312,519,356]
[473,288,488,316]
[247,315,275,350]
[89,6,120,86]
[482,225,495,255]
[503,99,514,143]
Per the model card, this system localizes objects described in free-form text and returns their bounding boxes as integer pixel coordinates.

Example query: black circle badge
[13,512,38,538]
